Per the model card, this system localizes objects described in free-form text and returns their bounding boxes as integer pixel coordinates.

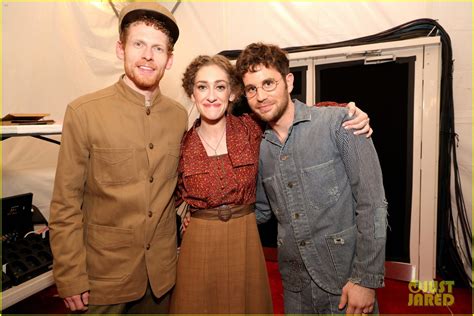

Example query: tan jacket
[49,78,188,305]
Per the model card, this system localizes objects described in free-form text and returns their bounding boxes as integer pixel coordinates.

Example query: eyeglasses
[244,78,282,99]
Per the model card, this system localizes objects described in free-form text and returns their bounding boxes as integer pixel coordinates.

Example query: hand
[338,281,375,314]
[342,102,373,138]
[181,211,191,233]
[64,291,89,311]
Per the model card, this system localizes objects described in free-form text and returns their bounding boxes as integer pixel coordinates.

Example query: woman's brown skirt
[169,212,273,314]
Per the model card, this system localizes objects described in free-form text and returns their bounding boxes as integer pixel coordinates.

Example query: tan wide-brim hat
[119,2,179,43]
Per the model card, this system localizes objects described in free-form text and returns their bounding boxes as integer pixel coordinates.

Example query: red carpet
[264,247,472,315]
[266,261,285,314]
[4,248,472,314]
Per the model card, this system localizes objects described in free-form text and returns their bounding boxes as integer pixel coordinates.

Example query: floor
[3,250,472,314]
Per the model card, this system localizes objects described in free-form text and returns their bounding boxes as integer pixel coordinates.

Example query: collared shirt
[256,100,388,294]
[177,114,262,209]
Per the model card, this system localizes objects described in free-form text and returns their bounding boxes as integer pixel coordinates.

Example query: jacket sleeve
[255,160,273,224]
[334,113,388,289]
[49,105,90,298]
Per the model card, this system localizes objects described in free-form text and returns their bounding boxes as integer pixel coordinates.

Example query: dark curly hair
[182,54,242,99]
[235,42,289,78]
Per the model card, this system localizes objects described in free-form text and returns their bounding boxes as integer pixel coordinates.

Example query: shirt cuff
[349,272,385,289]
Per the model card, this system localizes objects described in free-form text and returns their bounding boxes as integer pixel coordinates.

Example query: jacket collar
[293,99,312,124]
[115,75,163,109]
[181,120,209,176]
[262,99,311,144]
[182,114,256,176]
[226,114,257,168]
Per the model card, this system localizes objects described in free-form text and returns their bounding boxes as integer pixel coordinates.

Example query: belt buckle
[217,205,232,222]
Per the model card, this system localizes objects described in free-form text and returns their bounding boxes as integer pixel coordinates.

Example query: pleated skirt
[169,212,273,314]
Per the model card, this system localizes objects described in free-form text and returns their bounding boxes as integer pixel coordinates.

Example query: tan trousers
[86,284,170,314]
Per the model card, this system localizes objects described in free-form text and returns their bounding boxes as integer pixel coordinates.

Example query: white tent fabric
[2,1,471,274]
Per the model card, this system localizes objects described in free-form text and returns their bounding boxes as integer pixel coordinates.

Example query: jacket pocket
[301,159,340,210]
[278,258,311,292]
[86,224,134,281]
[277,230,311,292]
[92,148,136,185]
[324,225,356,288]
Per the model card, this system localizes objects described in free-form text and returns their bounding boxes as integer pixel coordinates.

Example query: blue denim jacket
[256,100,388,295]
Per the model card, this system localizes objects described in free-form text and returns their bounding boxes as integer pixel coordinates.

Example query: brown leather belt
[190,204,254,222]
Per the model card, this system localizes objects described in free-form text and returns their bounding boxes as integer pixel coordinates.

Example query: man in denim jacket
[236,43,388,314]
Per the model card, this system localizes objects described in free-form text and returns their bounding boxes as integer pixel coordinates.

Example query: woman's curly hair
[182,54,242,100]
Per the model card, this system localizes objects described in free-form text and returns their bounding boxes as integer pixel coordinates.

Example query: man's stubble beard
[256,91,290,125]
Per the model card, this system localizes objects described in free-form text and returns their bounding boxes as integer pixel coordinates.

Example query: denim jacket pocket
[325,224,356,288]
[301,159,340,210]
[279,259,311,292]
[277,238,311,292]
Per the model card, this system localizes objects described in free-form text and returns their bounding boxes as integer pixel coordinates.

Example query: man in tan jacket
[49,3,187,313]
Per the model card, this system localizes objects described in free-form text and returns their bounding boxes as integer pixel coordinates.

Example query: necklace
[198,124,228,202]
[198,125,226,156]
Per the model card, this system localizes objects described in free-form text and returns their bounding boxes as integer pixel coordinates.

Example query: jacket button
[294,213,300,219]
[288,182,294,188]
[149,143,154,149]
[280,155,288,161]
[149,176,154,183]
[300,240,306,247]
[148,211,153,218]
[146,244,151,250]
[146,108,151,115]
